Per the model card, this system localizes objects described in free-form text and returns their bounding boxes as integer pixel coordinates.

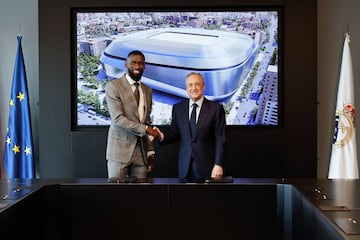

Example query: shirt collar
[189,96,204,108]
[125,73,140,86]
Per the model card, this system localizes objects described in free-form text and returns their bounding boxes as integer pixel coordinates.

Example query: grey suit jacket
[105,75,153,164]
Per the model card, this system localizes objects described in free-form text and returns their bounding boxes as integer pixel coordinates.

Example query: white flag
[328,33,359,179]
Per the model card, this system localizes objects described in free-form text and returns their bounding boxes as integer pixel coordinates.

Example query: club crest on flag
[333,103,355,148]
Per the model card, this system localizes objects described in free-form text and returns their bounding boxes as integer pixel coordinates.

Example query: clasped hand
[146,126,161,141]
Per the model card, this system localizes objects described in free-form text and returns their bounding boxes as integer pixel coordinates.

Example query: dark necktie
[190,103,197,136]
[134,82,140,106]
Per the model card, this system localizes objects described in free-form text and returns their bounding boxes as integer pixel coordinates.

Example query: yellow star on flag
[6,137,11,145]
[12,145,20,154]
[17,92,25,101]
[24,147,31,155]
[9,99,14,107]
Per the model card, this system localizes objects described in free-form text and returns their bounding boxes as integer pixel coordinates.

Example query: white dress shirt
[126,74,145,123]
[189,96,204,123]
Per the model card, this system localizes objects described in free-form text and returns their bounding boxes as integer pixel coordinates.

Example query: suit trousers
[107,140,147,179]
[186,157,200,179]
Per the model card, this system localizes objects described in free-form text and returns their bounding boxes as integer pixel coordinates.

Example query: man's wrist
[159,132,164,142]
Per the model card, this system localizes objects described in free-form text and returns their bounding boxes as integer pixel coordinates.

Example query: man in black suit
[156,72,226,179]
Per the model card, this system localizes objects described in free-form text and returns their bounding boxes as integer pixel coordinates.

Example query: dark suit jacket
[162,98,226,178]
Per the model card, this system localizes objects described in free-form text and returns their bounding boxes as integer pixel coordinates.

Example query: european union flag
[3,36,35,179]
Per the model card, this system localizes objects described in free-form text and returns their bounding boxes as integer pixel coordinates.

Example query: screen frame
[70,6,283,131]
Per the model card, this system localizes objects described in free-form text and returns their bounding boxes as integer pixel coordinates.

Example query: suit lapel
[179,100,192,136]
[194,99,209,138]
[141,84,150,123]
[120,76,140,121]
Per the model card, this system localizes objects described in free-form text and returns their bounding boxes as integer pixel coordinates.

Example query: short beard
[128,70,142,82]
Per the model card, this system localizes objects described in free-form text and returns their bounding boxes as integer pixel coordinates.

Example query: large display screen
[73,9,280,127]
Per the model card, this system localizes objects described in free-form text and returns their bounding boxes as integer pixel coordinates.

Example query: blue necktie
[190,103,197,136]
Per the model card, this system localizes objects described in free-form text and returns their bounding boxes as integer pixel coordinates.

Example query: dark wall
[39,0,317,178]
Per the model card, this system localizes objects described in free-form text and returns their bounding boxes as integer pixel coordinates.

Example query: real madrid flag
[328,33,359,179]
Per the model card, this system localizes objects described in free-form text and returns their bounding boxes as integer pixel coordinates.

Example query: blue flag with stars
[3,36,35,179]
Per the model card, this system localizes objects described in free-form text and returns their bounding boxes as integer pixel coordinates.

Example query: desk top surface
[1,177,360,239]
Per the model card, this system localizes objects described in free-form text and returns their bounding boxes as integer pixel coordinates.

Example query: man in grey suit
[156,72,226,179]
[105,50,159,179]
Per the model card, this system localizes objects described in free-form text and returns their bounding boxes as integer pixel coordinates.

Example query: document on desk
[334,217,360,234]
[204,176,233,183]
[0,202,10,209]
[318,205,349,211]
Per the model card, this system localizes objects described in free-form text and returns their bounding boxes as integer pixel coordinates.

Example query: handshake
[146,126,162,141]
